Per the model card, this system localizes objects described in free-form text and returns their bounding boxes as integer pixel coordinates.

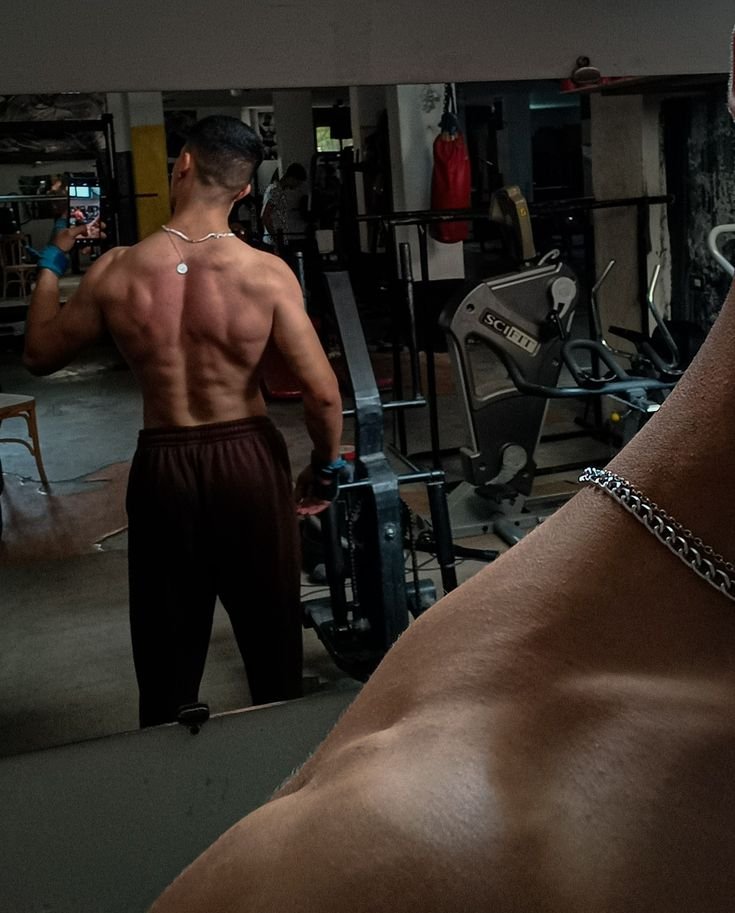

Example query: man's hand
[295,465,333,516]
[52,218,105,254]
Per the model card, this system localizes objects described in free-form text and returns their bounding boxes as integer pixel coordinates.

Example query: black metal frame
[302,270,458,680]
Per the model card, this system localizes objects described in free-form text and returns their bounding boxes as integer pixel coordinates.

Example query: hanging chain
[344,493,362,619]
[402,499,421,614]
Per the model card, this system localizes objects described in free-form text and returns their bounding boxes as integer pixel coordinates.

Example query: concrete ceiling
[162,87,349,110]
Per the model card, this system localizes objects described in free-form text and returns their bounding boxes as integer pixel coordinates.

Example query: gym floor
[0,329,609,759]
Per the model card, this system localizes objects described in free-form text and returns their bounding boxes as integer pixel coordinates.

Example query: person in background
[260,162,309,249]
[46,174,69,239]
[228,193,261,244]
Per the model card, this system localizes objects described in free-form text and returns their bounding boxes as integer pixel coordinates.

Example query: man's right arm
[270,265,342,464]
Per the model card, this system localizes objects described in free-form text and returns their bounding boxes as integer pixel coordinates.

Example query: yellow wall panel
[130,124,171,240]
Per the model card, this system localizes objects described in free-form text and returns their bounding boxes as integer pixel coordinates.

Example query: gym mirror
[0,72,730,757]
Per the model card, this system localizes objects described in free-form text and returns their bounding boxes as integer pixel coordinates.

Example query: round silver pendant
[176,262,188,275]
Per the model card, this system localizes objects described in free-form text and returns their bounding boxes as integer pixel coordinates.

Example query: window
[313,107,352,153]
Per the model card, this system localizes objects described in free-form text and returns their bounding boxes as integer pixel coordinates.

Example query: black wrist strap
[310,452,347,476]
[310,452,347,501]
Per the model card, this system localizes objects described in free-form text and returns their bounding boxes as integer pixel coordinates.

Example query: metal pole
[417,223,441,469]
[319,501,350,630]
[399,242,421,398]
[426,480,458,593]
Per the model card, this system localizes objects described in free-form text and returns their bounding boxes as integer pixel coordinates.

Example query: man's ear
[176,150,194,179]
[233,183,252,203]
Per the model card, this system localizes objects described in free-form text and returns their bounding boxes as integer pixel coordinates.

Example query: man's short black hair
[184,115,264,194]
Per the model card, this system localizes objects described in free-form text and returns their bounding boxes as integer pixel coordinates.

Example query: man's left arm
[23,224,110,376]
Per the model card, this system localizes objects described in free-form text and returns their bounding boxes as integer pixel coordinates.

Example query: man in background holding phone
[65,176,104,269]
[25,175,101,267]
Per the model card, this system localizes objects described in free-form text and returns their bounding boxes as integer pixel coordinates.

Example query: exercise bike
[439,252,675,543]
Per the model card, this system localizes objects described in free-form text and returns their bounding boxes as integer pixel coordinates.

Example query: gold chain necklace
[161,224,236,275]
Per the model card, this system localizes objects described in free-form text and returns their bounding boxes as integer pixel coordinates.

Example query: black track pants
[126,416,302,728]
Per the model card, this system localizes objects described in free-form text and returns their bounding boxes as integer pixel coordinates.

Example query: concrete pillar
[105,93,138,245]
[271,89,315,177]
[105,93,131,153]
[349,85,389,251]
[590,94,670,339]
[495,91,533,201]
[386,84,465,281]
[126,92,171,240]
[640,98,671,328]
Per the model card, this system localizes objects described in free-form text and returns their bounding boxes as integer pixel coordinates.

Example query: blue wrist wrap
[311,453,348,476]
[310,454,348,501]
[37,245,69,277]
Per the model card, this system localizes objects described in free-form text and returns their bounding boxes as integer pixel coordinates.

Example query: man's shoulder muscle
[85,245,130,279]
[246,247,301,298]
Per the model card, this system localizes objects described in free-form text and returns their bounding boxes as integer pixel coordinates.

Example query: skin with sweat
[149,280,735,910]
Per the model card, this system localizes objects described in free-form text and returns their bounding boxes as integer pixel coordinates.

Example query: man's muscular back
[93,233,303,427]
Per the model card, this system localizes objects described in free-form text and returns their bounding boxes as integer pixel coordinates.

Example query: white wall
[4,1,733,94]
[591,94,647,336]
[590,93,672,336]
[387,84,465,281]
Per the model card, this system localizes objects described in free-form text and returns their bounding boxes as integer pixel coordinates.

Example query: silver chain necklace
[162,224,236,243]
[579,467,735,602]
[161,224,236,275]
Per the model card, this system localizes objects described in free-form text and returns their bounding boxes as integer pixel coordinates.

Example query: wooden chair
[0,393,49,487]
[1,234,36,298]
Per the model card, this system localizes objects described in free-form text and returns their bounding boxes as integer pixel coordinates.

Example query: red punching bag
[430,85,471,244]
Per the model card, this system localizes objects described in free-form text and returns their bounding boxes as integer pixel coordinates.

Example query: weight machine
[302,270,458,680]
